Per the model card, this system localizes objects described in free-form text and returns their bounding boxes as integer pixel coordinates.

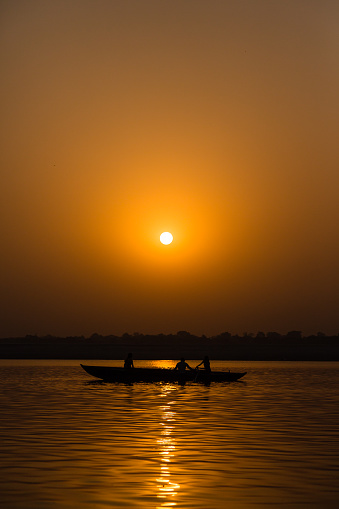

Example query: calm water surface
[0,360,339,509]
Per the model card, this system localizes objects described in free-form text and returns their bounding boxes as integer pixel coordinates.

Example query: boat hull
[80,364,246,383]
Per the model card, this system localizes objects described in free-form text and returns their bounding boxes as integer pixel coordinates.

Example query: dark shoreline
[1,332,338,361]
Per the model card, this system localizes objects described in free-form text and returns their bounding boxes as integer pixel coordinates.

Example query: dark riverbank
[1,332,338,360]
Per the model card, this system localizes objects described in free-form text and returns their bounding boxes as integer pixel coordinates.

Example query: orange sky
[1,0,338,337]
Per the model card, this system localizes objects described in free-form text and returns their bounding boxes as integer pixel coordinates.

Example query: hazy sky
[1,0,338,337]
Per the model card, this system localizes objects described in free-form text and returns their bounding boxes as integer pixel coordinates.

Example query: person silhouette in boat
[173,357,194,373]
[195,355,211,373]
[124,352,134,369]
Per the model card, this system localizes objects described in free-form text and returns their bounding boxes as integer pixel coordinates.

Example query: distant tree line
[1,330,338,360]
[10,329,339,342]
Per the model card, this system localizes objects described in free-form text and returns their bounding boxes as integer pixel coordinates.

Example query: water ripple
[0,361,339,508]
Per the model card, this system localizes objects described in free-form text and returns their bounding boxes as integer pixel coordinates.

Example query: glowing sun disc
[160,232,173,245]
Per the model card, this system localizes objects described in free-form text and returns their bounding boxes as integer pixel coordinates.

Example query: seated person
[124,352,134,369]
[174,357,194,373]
[196,355,211,373]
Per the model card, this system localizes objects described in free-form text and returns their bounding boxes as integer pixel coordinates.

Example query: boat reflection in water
[156,384,180,508]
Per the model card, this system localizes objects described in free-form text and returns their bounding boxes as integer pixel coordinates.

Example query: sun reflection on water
[156,385,180,508]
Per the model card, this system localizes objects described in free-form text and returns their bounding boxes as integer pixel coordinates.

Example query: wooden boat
[80,364,246,383]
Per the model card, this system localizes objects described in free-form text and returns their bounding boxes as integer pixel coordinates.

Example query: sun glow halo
[160,232,173,245]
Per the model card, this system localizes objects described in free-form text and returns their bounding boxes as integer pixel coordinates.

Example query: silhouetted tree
[90,333,102,340]
[220,332,231,338]
[267,332,281,340]
[177,330,191,338]
[286,330,302,340]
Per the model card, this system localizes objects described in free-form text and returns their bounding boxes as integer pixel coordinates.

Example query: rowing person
[195,355,211,373]
[124,352,134,369]
[173,357,194,373]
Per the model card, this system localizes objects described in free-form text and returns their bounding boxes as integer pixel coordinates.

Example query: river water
[0,360,338,509]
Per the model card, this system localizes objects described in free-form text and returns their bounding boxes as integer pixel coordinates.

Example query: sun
[160,232,173,245]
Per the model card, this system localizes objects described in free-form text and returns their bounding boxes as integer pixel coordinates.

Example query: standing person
[196,355,211,373]
[173,357,194,373]
[124,352,134,369]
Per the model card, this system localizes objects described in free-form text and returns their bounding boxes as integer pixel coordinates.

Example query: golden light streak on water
[156,386,180,506]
